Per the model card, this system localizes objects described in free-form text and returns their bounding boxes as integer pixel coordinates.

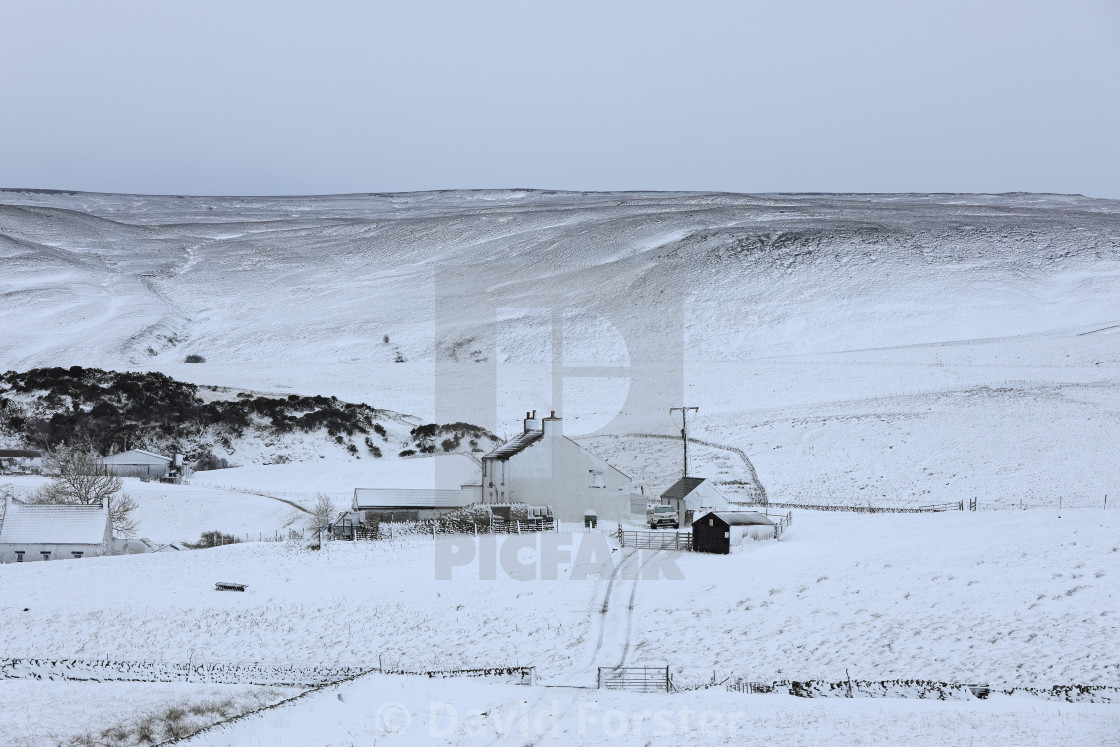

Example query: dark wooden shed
[692,511,776,554]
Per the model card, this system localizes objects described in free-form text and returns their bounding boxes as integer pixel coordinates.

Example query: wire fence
[737,494,1112,513]
[180,480,351,502]
[0,657,535,687]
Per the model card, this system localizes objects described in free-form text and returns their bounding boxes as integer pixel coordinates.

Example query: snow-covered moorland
[2,189,1119,743]
[1,190,1117,505]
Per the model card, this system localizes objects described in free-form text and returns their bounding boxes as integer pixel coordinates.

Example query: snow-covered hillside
[1,190,1118,504]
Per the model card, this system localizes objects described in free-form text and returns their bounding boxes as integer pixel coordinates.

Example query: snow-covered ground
[186,454,480,499]
[1,510,1114,687]
[0,475,307,544]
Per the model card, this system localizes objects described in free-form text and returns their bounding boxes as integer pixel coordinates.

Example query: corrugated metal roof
[353,489,473,509]
[701,511,775,526]
[0,501,109,544]
[660,477,707,500]
[99,449,171,465]
[482,430,542,461]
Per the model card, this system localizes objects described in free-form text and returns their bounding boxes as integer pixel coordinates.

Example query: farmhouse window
[72,551,83,558]
[14,551,24,562]
[590,470,604,488]
[40,551,51,560]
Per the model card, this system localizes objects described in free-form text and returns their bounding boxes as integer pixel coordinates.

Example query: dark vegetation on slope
[409,422,492,454]
[0,367,499,461]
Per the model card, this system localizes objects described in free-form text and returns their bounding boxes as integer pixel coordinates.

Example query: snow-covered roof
[99,449,171,465]
[353,488,473,509]
[482,431,542,461]
[660,477,708,500]
[698,511,775,526]
[0,500,109,544]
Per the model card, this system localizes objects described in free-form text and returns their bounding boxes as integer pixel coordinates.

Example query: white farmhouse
[480,411,632,522]
[0,494,113,562]
[660,476,732,527]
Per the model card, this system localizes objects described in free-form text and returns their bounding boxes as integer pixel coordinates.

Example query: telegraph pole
[669,406,698,477]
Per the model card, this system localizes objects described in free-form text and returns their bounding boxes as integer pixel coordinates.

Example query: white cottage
[660,476,732,527]
[0,494,113,562]
[481,411,632,522]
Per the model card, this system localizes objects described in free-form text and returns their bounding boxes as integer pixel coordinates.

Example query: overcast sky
[2,1,1118,197]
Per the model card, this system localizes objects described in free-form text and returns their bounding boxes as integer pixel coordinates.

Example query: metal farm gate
[619,530,692,551]
[598,666,672,693]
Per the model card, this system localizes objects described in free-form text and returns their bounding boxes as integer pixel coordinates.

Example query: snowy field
[186,454,480,501]
[0,475,306,544]
[1,510,1115,687]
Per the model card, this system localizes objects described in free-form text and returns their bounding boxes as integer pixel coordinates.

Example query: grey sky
[2,1,1118,197]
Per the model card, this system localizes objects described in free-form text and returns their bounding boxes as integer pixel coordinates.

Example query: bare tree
[307,493,336,535]
[108,492,139,537]
[28,446,138,537]
[42,447,122,504]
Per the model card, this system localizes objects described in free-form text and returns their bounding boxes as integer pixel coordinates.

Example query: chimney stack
[542,410,562,438]
[523,409,541,433]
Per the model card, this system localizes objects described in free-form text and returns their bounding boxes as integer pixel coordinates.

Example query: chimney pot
[532,410,536,418]
[550,410,555,418]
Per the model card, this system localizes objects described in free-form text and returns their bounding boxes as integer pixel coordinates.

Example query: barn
[98,449,174,478]
[350,488,475,522]
[0,450,43,475]
[659,477,732,527]
[692,511,776,554]
[0,494,113,562]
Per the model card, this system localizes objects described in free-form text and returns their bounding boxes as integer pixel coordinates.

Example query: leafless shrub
[308,493,335,535]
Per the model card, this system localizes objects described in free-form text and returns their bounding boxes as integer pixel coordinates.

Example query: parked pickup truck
[648,504,680,529]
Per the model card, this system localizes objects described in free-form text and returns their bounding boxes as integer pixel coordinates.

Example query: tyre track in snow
[497,545,661,745]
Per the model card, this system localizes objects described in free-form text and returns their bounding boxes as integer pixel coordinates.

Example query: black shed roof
[697,511,775,526]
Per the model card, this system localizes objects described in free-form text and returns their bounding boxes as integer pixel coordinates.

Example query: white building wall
[482,417,631,522]
[0,541,109,563]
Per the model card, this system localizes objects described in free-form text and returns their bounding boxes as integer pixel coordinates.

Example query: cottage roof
[481,430,542,461]
[353,488,472,510]
[0,501,109,544]
[99,449,171,465]
[700,511,775,526]
[660,477,708,500]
